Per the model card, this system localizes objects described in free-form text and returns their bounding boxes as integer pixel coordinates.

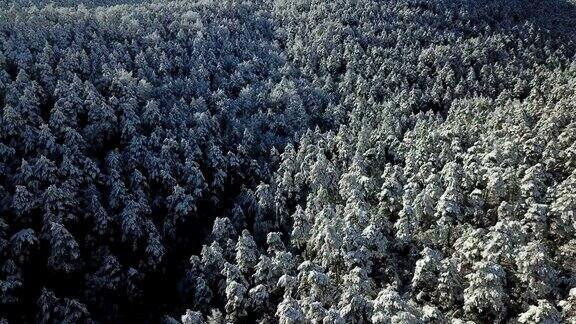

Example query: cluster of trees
[1,0,575,323]
[182,0,576,323]
[0,0,329,322]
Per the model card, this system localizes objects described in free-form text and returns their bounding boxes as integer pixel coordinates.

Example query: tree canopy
[1,0,575,322]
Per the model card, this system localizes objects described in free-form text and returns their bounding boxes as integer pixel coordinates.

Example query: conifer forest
[1,0,576,323]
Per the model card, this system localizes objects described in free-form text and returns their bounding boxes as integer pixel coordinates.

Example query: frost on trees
[1,0,576,322]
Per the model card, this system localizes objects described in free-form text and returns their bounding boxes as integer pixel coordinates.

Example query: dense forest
[1,0,575,323]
